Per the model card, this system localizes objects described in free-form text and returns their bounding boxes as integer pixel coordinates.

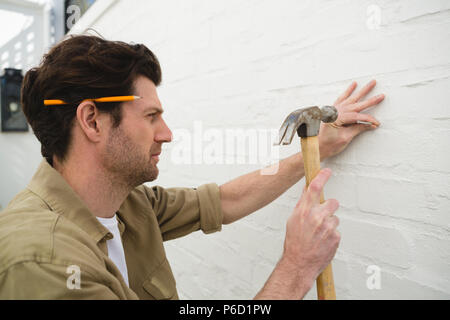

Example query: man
[0,35,384,299]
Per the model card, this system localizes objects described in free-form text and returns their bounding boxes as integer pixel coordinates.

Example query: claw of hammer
[275,106,338,146]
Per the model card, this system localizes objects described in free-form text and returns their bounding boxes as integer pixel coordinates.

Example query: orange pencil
[44,95,141,106]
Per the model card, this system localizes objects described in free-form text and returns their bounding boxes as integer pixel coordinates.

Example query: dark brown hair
[21,35,162,166]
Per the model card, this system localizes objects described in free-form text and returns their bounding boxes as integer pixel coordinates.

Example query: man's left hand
[318,79,385,160]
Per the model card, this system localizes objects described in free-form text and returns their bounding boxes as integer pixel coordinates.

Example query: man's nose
[155,118,172,143]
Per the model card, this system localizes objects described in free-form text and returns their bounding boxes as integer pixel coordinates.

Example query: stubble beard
[103,125,159,189]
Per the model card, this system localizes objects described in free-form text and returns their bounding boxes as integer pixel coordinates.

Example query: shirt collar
[27,158,113,244]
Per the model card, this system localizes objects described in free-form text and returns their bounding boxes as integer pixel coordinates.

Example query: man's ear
[76,101,108,142]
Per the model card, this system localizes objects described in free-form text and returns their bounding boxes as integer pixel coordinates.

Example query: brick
[355,176,427,220]
[338,218,412,269]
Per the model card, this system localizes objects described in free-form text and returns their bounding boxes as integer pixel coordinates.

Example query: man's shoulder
[4,187,50,212]
[0,201,59,274]
[0,197,104,276]
[121,184,157,213]
[124,184,187,218]
[128,184,159,204]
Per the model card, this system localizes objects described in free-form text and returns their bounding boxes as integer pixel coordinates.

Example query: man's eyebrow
[143,105,164,113]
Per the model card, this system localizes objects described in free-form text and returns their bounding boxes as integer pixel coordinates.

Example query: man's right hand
[255,168,340,300]
[283,168,341,287]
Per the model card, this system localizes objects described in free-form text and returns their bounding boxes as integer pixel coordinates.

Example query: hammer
[276,105,339,300]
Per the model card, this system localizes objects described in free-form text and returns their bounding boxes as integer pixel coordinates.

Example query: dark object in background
[64,0,97,33]
[1,68,28,132]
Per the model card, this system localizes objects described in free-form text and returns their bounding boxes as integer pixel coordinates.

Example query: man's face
[101,76,172,187]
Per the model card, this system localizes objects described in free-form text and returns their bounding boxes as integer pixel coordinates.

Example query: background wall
[3,0,450,299]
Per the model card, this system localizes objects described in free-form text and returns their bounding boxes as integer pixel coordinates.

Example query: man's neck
[53,156,131,218]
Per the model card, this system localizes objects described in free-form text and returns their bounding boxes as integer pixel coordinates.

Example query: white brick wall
[66,0,450,299]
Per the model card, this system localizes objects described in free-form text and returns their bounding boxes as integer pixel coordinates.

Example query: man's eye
[147,113,157,118]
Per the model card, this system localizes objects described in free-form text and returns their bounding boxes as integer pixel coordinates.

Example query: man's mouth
[151,152,161,161]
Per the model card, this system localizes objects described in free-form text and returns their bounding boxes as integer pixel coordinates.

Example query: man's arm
[219,80,384,225]
[219,152,304,224]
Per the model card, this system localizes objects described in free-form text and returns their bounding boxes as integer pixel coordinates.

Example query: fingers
[295,168,337,219]
[322,199,340,217]
[294,169,332,219]
[328,215,340,230]
[334,81,357,105]
[333,79,384,131]
[316,201,340,239]
[339,112,380,127]
[305,168,332,206]
[347,122,378,137]
[321,215,340,238]
[346,79,377,104]
[351,94,385,113]
[311,198,339,220]
[309,199,340,241]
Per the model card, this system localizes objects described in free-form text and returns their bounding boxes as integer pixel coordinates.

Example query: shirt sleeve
[143,183,223,241]
[0,261,120,300]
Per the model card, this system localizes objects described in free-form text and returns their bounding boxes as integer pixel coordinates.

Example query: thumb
[306,168,332,205]
[348,123,378,137]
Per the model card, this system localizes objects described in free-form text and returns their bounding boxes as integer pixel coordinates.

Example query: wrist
[277,255,316,298]
[254,254,315,300]
[289,152,305,180]
[319,145,330,162]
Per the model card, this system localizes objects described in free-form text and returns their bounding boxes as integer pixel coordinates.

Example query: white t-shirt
[96,215,129,287]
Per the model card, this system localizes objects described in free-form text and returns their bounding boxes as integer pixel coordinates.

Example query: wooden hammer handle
[300,136,336,300]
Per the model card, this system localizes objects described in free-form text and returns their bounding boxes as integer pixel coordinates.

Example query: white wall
[13,0,450,299]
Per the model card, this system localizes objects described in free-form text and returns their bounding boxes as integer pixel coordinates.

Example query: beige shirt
[0,159,223,299]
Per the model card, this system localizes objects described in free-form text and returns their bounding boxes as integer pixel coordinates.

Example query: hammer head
[275,106,338,145]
